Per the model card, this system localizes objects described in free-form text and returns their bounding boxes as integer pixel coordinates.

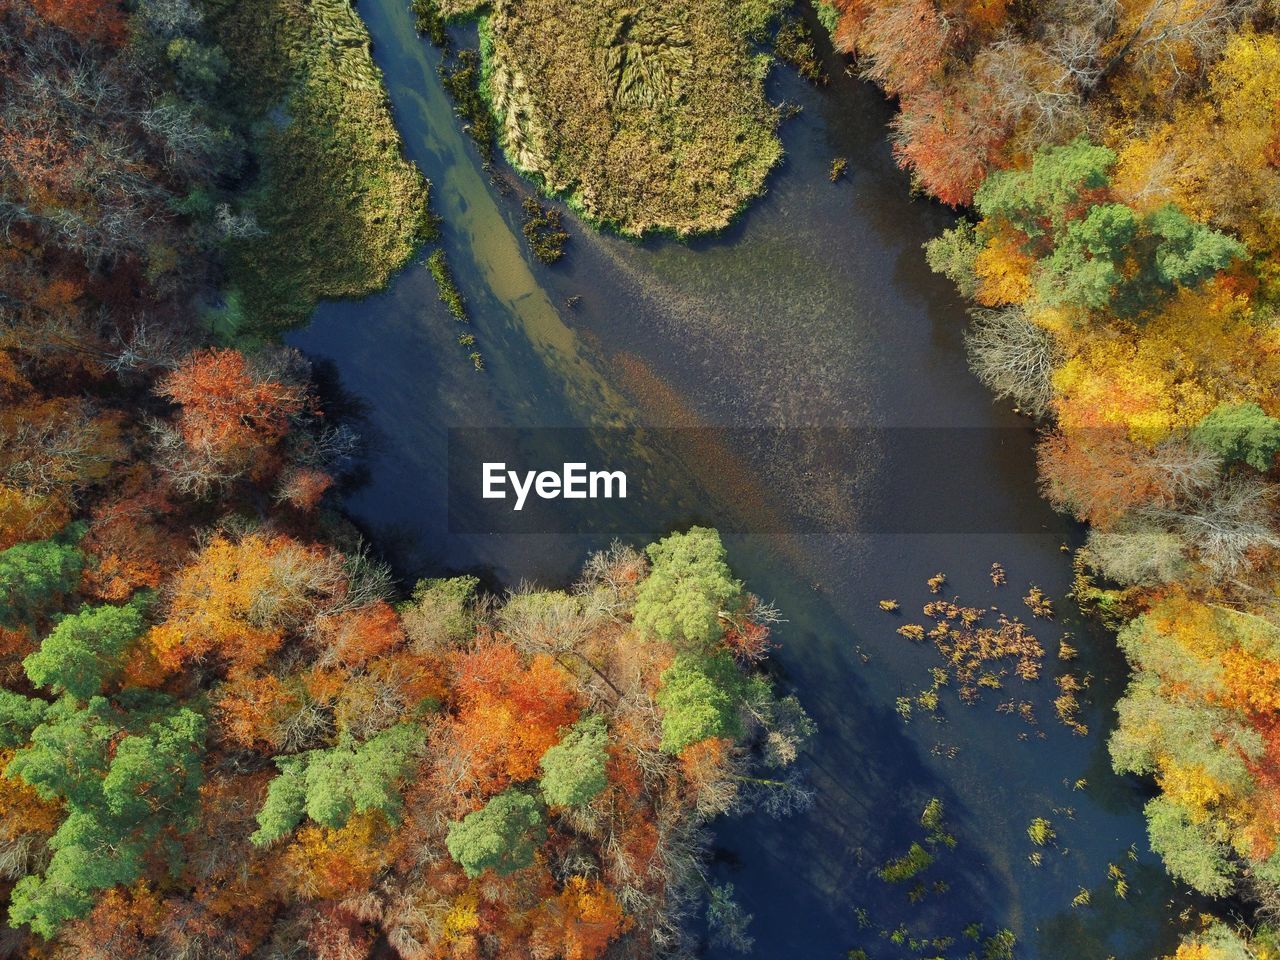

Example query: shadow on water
[287,1,1196,955]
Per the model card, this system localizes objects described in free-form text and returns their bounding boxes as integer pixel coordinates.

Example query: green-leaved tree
[5,694,206,937]
[634,527,741,654]
[445,789,545,878]
[973,137,1244,313]
[0,536,83,628]
[655,651,744,754]
[1192,403,1280,472]
[539,714,608,807]
[251,723,422,845]
[24,595,150,700]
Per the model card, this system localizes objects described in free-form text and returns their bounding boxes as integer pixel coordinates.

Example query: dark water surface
[288,3,1194,955]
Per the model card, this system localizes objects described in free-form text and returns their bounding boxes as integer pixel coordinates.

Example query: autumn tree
[447,642,579,795]
[529,876,630,960]
[147,533,345,678]
[153,348,306,497]
[964,306,1061,414]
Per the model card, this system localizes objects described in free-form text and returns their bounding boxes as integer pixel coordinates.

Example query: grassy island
[438,0,786,236]
[209,0,436,329]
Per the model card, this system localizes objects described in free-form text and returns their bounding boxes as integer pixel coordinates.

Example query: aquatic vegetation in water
[1108,863,1129,899]
[1023,584,1054,618]
[879,598,900,611]
[989,562,1006,585]
[927,572,947,593]
[982,929,1016,960]
[439,48,497,160]
[920,597,1044,702]
[877,798,956,885]
[427,250,485,368]
[830,156,848,181]
[774,15,827,84]
[1027,817,1056,846]
[921,798,956,848]
[1053,671,1090,735]
[521,197,570,264]
[428,249,468,321]
[878,841,934,883]
[412,0,449,46]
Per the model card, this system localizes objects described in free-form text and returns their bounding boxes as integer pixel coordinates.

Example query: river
[287,2,1195,955]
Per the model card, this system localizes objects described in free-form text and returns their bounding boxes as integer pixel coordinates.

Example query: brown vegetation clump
[922,598,1045,701]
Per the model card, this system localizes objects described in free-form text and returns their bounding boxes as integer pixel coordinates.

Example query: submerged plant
[411,0,448,46]
[439,49,495,160]
[878,841,934,883]
[427,249,467,321]
[521,197,570,264]
[775,16,827,84]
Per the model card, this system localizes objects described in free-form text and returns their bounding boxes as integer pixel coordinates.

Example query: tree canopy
[634,527,742,654]
[539,714,609,808]
[446,789,546,878]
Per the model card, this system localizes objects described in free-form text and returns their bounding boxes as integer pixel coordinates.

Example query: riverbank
[826,0,1280,951]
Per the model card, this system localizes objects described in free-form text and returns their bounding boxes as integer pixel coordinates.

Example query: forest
[6,0,1280,956]
[0,0,807,957]
[826,0,1280,953]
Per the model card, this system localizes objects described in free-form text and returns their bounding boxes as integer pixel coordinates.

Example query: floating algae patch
[440,0,786,236]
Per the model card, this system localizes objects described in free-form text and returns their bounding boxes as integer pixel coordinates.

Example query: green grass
[438,0,786,237]
[207,0,437,330]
